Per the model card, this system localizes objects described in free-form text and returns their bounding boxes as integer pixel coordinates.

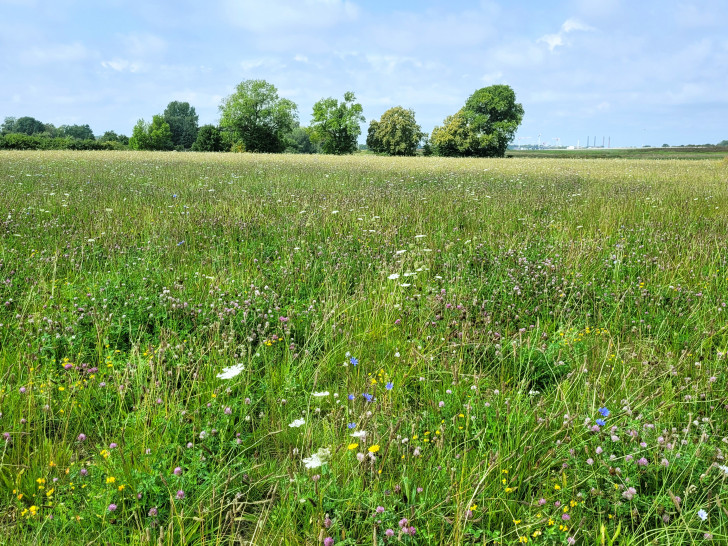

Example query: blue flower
[347,422,356,429]
[595,418,606,427]
[172,194,178,198]
[350,357,358,366]
[385,382,393,390]
[347,394,355,401]
[598,407,610,417]
[362,393,373,402]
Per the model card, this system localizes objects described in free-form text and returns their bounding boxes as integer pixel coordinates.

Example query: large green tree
[191,125,226,152]
[366,106,423,156]
[219,80,298,153]
[163,101,199,149]
[129,115,173,151]
[431,85,524,157]
[309,91,365,155]
[60,124,94,140]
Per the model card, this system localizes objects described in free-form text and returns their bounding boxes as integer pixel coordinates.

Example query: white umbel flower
[216,363,245,379]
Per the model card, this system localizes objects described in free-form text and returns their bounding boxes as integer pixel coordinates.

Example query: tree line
[1,80,526,157]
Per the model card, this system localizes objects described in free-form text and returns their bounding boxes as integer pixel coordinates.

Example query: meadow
[0,150,727,545]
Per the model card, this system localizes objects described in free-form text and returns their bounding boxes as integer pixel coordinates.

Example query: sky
[1,0,727,148]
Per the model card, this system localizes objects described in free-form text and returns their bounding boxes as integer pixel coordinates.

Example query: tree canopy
[163,101,199,149]
[309,91,365,155]
[219,79,298,153]
[431,84,524,157]
[129,115,173,151]
[191,125,225,152]
[366,106,423,156]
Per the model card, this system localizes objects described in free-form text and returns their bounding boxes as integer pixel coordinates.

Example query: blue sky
[1,0,726,147]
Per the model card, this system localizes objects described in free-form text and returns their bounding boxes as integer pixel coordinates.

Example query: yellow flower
[368,445,380,453]
[347,443,359,450]
[532,530,542,538]
[554,484,561,490]
[118,485,125,491]
[106,476,116,484]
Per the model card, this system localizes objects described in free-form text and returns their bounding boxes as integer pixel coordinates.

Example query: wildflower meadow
[1,150,727,544]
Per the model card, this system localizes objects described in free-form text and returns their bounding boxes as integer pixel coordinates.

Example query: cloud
[101,59,142,73]
[224,0,359,32]
[539,17,595,51]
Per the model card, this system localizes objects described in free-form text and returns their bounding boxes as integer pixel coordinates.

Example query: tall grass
[0,151,726,544]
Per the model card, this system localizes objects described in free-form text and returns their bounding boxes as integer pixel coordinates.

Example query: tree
[129,115,173,151]
[309,91,365,155]
[286,126,319,154]
[1,117,17,135]
[191,125,225,152]
[366,106,423,156]
[431,85,524,157]
[219,79,298,153]
[430,110,478,157]
[163,101,199,149]
[9,116,46,135]
[60,124,94,140]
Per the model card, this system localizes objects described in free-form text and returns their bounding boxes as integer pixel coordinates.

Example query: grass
[0,150,727,545]
[509,146,728,160]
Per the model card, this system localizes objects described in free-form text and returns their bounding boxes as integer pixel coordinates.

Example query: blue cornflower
[177,240,185,246]
[347,394,355,401]
[598,407,610,417]
[350,357,358,366]
[347,422,356,429]
[385,382,393,390]
[362,393,373,402]
[595,418,606,427]
[172,194,178,198]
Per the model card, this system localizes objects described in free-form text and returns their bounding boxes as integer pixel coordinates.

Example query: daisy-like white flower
[388,273,400,280]
[216,363,245,379]
[697,509,708,521]
[350,430,367,438]
[312,391,330,397]
[302,448,331,469]
[288,418,305,428]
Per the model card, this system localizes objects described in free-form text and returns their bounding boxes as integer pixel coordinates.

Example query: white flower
[350,430,367,438]
[302,447,330,469]
[697,509,708,521]
[395,249,407,254]
[217,363,245,379]
[400,283,411,287]
[388,273,400,280]
[718,464,728,476]
[312,391,330,397]
[414,234,425,238]
[288,418,305,428]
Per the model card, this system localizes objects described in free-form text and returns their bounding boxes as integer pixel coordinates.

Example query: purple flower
[80,468,88,476]
[598,407,610,417]
[19,387,26,394]
[398,518,409,528]
[176,490,185,500]
[148,507,158,517]
[350,357,358,366]
[224,407,232,415]
[109,443,118,449]
[376,506,385,513]
[324,538,334,546]
[108,503,117,511]
[637,457,648,466]
[362,393,373,402]
[622,487,637,500]
[385,529,394,537]
[173,467,182,476]
[77,433,86,442]
[562,513,570,521]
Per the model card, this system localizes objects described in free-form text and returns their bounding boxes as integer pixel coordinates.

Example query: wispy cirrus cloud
[539,17,595,52]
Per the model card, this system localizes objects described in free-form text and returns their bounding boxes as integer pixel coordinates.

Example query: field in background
[510,146,728,160]
[1,151,727,545]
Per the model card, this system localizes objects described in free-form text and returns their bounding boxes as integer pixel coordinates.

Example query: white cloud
[539,17,595,51]
[224,0,359,32]
[101,59,142,73]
